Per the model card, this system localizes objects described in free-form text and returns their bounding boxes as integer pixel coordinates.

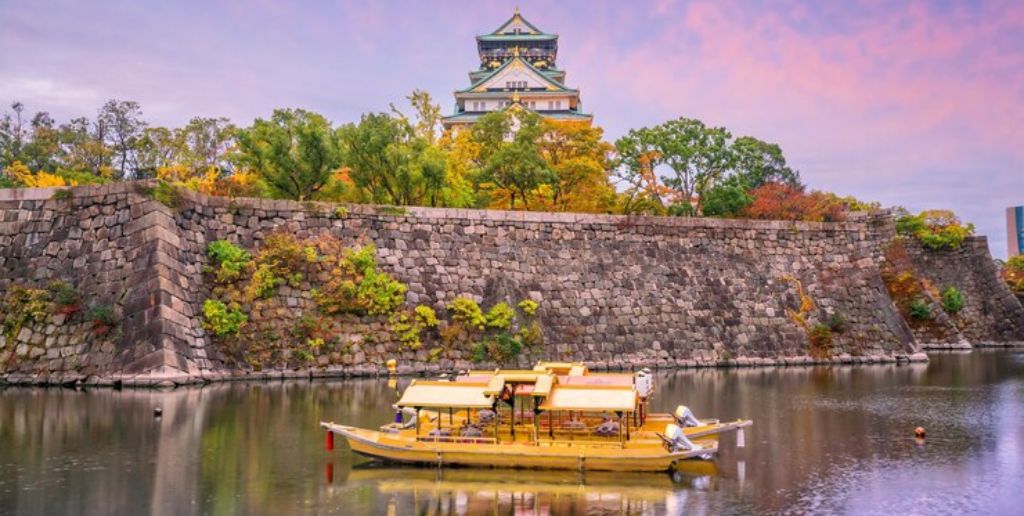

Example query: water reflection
[331,466,715,515]
[0,350,1021,515]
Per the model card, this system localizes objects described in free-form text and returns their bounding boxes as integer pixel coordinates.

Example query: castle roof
[441,106,592,124]
[480,8,554,39]
[457,55,575,94]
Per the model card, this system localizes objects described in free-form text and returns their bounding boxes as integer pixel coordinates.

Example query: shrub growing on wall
[517,299,539,316]
[391,305,439,350]
[1002,256,1024,294]
[909,298,932,320]
[206,240,252,283]
[86,304,118,336]
[1,285,51,340]
[50,281,83,315]
[940,286,965,315]
[313,243,407,316]
[202,299,247,337]
[895,210,975,250]
[202,233,413,368]
[485,302,515,330]
[442,296,542,363]
[808,324,833,359]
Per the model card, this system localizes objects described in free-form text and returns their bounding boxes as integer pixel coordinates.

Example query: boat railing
[416,435,498,445]
[536,439,628,449]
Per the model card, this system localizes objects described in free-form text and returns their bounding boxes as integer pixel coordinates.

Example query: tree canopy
[233,109,343,201]
[1,94,887,224]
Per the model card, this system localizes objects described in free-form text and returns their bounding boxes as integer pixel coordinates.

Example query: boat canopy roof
[557,374,634,387]
[396,380,494,409]
[534,361,588,376]
[438,362,642,412]
[538,385,638,413]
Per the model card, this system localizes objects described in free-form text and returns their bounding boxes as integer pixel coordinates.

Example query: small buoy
[153,407,163,418]
[325,430,335,451]
[386,359,398,375]
[914,426,926,438]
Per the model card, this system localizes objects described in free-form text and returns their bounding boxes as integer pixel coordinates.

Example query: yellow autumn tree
[534,120,616,212]
[157,164,264,198]
[5,161,71,187]
[438,128,482,208]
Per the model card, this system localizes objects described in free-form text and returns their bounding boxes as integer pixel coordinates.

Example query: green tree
[478,112,552,209]
[21,112,62,173]
[391,89,442,145]
[701,177,754,217]
[340,112,411,204]
[731,136,800,189]
[59,117,112,177]
[615,117,733,214]
[0,102,28,169]
[469,110,514,167]
[135,126,182,177]
[180,117,236,172]
[233,109,343,201]
[339,111,450,206]
[97,99,146,179]
[652,118,733,213]
[612,126,671,215]
[418,144,448,207]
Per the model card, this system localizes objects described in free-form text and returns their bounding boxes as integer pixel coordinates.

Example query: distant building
[1009,206,1024,258]
[441,8,592,132]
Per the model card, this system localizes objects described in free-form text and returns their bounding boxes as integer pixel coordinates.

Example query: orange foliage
[742,183,847,222]
[157,165,262,198]
[1003,256,1024,293]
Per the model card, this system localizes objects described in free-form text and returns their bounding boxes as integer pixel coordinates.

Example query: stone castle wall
[1,183,1021,385]
[905,238,1024,345]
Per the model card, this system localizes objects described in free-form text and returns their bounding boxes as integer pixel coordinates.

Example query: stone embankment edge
[0,351,934,389]
[0,182,874,233]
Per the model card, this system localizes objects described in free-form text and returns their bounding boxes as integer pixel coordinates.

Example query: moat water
[1,350,1022,515]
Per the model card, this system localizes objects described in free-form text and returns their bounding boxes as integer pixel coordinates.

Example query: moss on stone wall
[201,233,545,371]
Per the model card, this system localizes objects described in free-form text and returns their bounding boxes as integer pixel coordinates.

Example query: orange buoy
[914,426,926,438]
[326,430,335,451]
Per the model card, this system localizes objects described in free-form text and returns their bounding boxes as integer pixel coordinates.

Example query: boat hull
[322,422,716,472]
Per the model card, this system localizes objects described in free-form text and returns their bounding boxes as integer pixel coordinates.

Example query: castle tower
[441,8,593,131]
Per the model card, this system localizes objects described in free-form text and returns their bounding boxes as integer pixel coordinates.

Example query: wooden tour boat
[321,362,751,472]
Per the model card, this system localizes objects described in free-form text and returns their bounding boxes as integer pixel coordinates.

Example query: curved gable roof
[490,8,548,35]
[458,56,572,93]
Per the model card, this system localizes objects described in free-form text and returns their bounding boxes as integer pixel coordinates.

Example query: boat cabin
[394,363,653,447]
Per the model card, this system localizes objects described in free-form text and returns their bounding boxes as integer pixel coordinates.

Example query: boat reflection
[335,463,717,514]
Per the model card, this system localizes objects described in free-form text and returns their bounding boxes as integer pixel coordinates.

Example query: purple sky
[2,0,1022,257]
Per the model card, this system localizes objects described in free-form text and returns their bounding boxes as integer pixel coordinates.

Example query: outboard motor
[664,423,702,452]
[674,405,701,427]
